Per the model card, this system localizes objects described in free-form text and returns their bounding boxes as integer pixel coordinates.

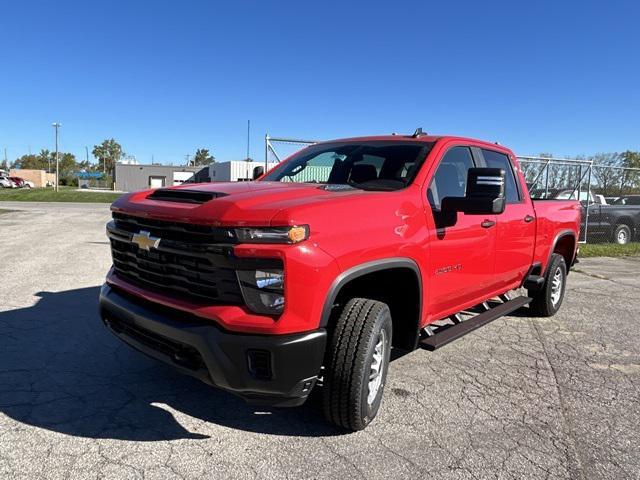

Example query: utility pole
[52,123,61,192]
[185,154,191,166]
[85,146,89,164]
[247,120,251,161]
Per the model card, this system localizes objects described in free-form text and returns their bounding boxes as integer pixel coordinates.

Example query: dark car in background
[612,195,640,206]
[530,188,640,244]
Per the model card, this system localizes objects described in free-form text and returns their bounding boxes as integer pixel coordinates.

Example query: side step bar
[420,296,531,351]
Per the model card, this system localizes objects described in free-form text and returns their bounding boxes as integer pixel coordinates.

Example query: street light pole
[52,123,61,192]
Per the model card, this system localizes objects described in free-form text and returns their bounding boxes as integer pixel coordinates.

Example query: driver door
[425,146,497,320]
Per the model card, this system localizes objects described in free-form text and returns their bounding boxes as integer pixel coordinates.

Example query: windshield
[261,141,433,191]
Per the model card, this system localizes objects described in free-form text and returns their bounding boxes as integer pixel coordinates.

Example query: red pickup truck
[100,132,581,430]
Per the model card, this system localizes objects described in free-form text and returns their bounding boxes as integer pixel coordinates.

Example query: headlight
[235,225,309,244]
[237,269,284,315]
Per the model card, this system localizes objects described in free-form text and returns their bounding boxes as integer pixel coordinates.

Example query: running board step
[420,296,531,351]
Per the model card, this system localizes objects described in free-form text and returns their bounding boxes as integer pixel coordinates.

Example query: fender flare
[547,230,577,275]
[613,216,636,231]
[319,257,423,328]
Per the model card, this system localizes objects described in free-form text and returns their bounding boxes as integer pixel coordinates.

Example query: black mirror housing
[252,166,265,180]
[441,168,506,215]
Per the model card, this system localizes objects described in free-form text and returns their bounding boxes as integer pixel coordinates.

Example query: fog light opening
[238,269,285,315]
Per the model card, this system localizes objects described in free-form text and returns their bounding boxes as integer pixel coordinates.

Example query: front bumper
[99,283,327,406]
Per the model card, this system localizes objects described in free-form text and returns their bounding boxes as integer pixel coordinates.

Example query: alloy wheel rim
[618,229,628,244]
[367,330,386,405]
[550,267,563,306]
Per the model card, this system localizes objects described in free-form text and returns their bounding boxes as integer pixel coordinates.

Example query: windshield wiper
[346,180,400,192]
[322,184,360,191]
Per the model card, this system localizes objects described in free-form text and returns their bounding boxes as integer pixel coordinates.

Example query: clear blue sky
[1,0,638,165]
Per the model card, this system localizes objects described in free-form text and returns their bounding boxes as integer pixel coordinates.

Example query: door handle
[481,219,496,228]
[524,215,535,223]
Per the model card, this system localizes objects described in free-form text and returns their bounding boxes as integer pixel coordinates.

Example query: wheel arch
[614,216,635,236]
[548,230,577,274]
[320,258,423,351]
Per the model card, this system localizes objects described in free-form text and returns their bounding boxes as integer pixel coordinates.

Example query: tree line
[2,140,216,186]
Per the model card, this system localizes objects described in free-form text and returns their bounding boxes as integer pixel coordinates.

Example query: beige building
[10,169,56,188]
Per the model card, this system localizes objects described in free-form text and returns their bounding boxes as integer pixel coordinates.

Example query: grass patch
[0,187,122,203]
[579,243,640,258]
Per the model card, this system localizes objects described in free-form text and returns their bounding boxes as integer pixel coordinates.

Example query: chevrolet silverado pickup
[100,132,581,431]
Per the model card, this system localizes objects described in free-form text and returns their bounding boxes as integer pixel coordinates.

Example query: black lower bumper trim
[99,283,327,407]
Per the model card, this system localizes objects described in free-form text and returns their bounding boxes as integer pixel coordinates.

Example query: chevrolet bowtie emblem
[131,230,161,251]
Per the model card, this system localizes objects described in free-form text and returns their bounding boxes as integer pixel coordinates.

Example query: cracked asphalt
[1,202,639,479]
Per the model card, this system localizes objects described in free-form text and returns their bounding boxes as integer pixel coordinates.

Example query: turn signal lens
[288,226,308,243]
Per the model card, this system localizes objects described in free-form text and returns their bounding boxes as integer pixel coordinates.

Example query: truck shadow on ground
[0,287,346,440]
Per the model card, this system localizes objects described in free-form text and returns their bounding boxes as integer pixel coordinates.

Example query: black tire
[322,298,392,431]
[528,253,567,317]
[613,224,631,245]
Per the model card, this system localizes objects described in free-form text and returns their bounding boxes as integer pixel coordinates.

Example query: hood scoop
[147,188,228,204]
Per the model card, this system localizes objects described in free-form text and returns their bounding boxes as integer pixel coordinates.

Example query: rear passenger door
[481,149,536,290]
[426,146,497,319]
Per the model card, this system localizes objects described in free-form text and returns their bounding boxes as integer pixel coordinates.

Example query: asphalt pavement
[1,202,639,479]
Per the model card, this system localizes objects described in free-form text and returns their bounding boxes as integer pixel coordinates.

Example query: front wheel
[528,253,567,317]
[322,298,392,431]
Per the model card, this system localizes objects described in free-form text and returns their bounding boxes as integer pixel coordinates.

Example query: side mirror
[252,166,264,180]
[441,168,506,215]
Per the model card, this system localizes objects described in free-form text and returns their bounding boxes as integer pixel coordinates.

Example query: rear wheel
[613,224,631,245]
[322,298,392,431]
[528,253,567,317]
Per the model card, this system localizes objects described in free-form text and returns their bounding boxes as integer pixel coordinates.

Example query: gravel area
[1,202,639,479]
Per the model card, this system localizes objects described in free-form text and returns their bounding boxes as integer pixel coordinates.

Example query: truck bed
[532,199,582,271]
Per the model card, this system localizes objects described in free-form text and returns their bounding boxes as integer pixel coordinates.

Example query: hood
[111,181,370,226]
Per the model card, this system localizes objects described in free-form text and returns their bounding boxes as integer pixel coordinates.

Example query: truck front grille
[110,239,244,304]
[108,214,246,305]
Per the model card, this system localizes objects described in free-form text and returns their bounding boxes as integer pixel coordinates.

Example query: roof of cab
[318,134,442,144]
[316,134,512,153]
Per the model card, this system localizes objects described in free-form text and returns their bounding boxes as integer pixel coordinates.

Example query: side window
[428,146,474,209]
[481,149,520,203]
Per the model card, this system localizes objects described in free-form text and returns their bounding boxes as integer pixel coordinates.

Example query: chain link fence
[520,156,640,244]
[265,136,640,246]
